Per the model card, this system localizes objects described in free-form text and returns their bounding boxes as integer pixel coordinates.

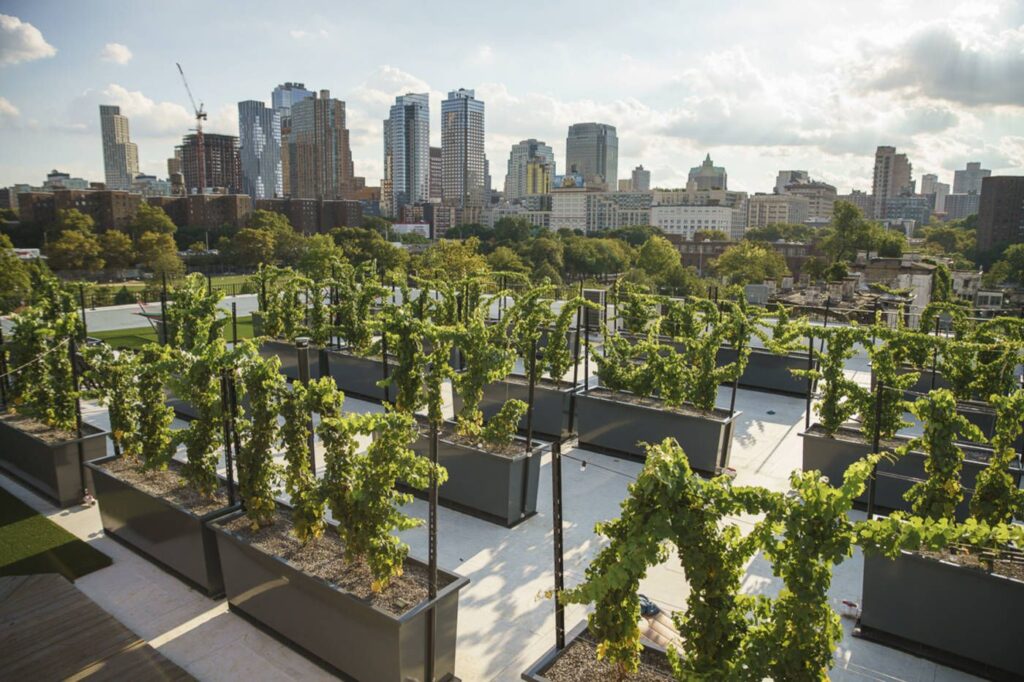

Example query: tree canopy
[712,241,790,285]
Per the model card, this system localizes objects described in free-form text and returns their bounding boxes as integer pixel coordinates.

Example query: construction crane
[176,62,207,195]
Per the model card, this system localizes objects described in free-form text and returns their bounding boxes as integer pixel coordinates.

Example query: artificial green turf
[0,487,112,581]
[91,316,255,349]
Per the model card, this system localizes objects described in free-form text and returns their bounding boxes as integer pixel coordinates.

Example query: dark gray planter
[521,623,668,681]
[85,455,235,597]
[717,347,810,397]
[481,376,578,440]
[258,339,321,381]
[211,510,469,682]
[800,425,1014,519]
[410,424,548,527]
[899,364,951,398]
[325,349,395,403]
[859,550,1024,680]
[576,390,737,473]
[0,417,108,507]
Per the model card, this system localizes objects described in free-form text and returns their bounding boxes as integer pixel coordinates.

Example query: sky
[0,0,1022,195]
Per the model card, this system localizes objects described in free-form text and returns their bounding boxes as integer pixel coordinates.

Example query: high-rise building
[945,193,981,221]
[429,147,442,201]
[288,90,355,200]
[631,165,651,192]
[382,93,430,217]
[272,82,315,118]
[775,170,809,194]
[504,139,555,201]
[177,133,241,194]
[273,83,315,197]
[953,162,991,195]
[837,189,874,217]
[872,146,913,219]
[688,154,727,191]
[525,161,551,196]
[238,100,282,200]
[565,123,618,190]
[920,173,950,214]
[976,177,1024,251]
[441,88,486,209]
[99,105,139,191]
[746,193,810,228]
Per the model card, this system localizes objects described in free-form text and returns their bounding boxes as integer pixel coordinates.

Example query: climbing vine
[970,389,1024,525]
[234,341,284,528]
[135,344,177,471]
[792,325,870,435]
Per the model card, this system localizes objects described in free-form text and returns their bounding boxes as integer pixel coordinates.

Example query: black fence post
[0,326,8,410]
[551,438,566,650]
[69,337,87,502]
[805,331,815,430]
[219,369,237,506]
[568,298,582,435]
[296,337,316,474]
[520,338,538,520]
[426,420,439,682]
[79,284,88,341]
[866,380,884,520]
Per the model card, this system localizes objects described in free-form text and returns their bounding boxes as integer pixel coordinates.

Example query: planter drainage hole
[766,410,776,415]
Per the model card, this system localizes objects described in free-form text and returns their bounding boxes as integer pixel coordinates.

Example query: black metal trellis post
[930,316,940,390]
[805,331,815,430]
[820,299,830,354]
[568,298,582,435]
[159,287,169,346]
[551,438,565,651]
[866,380,884,520]
[521,338,538,519]
[219,369,237,506]
[296,337,317,474]
[0,326,8,410]
[228,371,242,508]
[69,337,87,500]
[79,284,88,340]
[426,420,439,682]
[231,302,238,346]
[583,307,590,393]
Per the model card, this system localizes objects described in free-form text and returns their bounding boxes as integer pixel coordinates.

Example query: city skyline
[0,1,1022,195]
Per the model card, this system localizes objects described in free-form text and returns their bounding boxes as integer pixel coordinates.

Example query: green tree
[99,230,136,269]
[45,228,105,271]
[0,233,31,312]
[129,203,176,239]
[297,233,347,279]
[635,235,680,278]
[493,216,533,243]
[693,229,730,242]
[246,209,293,234]
[744,222,812,243]
[418,238,489,280]
[528,236,564,273]
[47,208,96,240]
[329,226,409,272]
[230,227,277,267]
[361,214,392,237]
[486,245,528,274]
[711,241,789,285]
[607,224,663,247]
[137,231,184,278]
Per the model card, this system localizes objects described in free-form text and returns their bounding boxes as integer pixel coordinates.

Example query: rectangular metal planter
[0,418,108,507]
[522,622,668,681]
[85,455,235,597]
[800,425,1012,519]
[481,376,578,440]
[575,390,737,474]
[717,347,810,397]
[258,339,321,381]
[324,349,395,403]
[211,510,469,682]
[410,424,547,527]
[859,550,1024,680]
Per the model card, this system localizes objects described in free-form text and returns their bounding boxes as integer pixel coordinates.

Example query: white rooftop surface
[1,376,982,681]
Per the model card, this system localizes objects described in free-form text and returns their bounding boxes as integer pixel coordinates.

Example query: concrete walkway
[1,386,981,681]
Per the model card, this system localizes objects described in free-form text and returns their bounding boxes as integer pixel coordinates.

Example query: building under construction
[176,133,241,195]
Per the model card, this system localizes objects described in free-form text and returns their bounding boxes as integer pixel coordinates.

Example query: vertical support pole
[520,338,538,519]
[805,331,815,430]
[820,299,830,354]
[583,306,590,393]
[228,372,242,509]
[551,438,566,650]
[296,337,317,475]
[381,323,391,404]
[69,337,87,501]
[568,299,582,435]
[866,380,884,520]
[930,316,940,391]
[160,286,169,347]
[0,326,8,410]
[426,420,439,682]
[232,302,238,346]
[219,369,237,506]
[79,284,88,341]
[207,273,213,295]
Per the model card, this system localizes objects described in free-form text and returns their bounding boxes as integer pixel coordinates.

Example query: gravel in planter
[542,632,674,682]
[0,412,78,444]
[220,509,456,616]
[917,547,1024,581]
[99,458,227,516]
[424,420,533,457]
[583,387,723,418]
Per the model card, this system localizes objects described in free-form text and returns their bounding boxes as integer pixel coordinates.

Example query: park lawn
[0,487,112,581]
[90,316,255,349]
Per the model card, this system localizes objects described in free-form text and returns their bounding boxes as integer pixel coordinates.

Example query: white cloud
[289,28,329,40]
[0,14,56,66]
[0,96,19,119]
[69,84,192,136]
[100,42,132,65]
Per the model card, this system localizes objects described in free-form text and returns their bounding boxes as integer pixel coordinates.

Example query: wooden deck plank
[0,574,194,681]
